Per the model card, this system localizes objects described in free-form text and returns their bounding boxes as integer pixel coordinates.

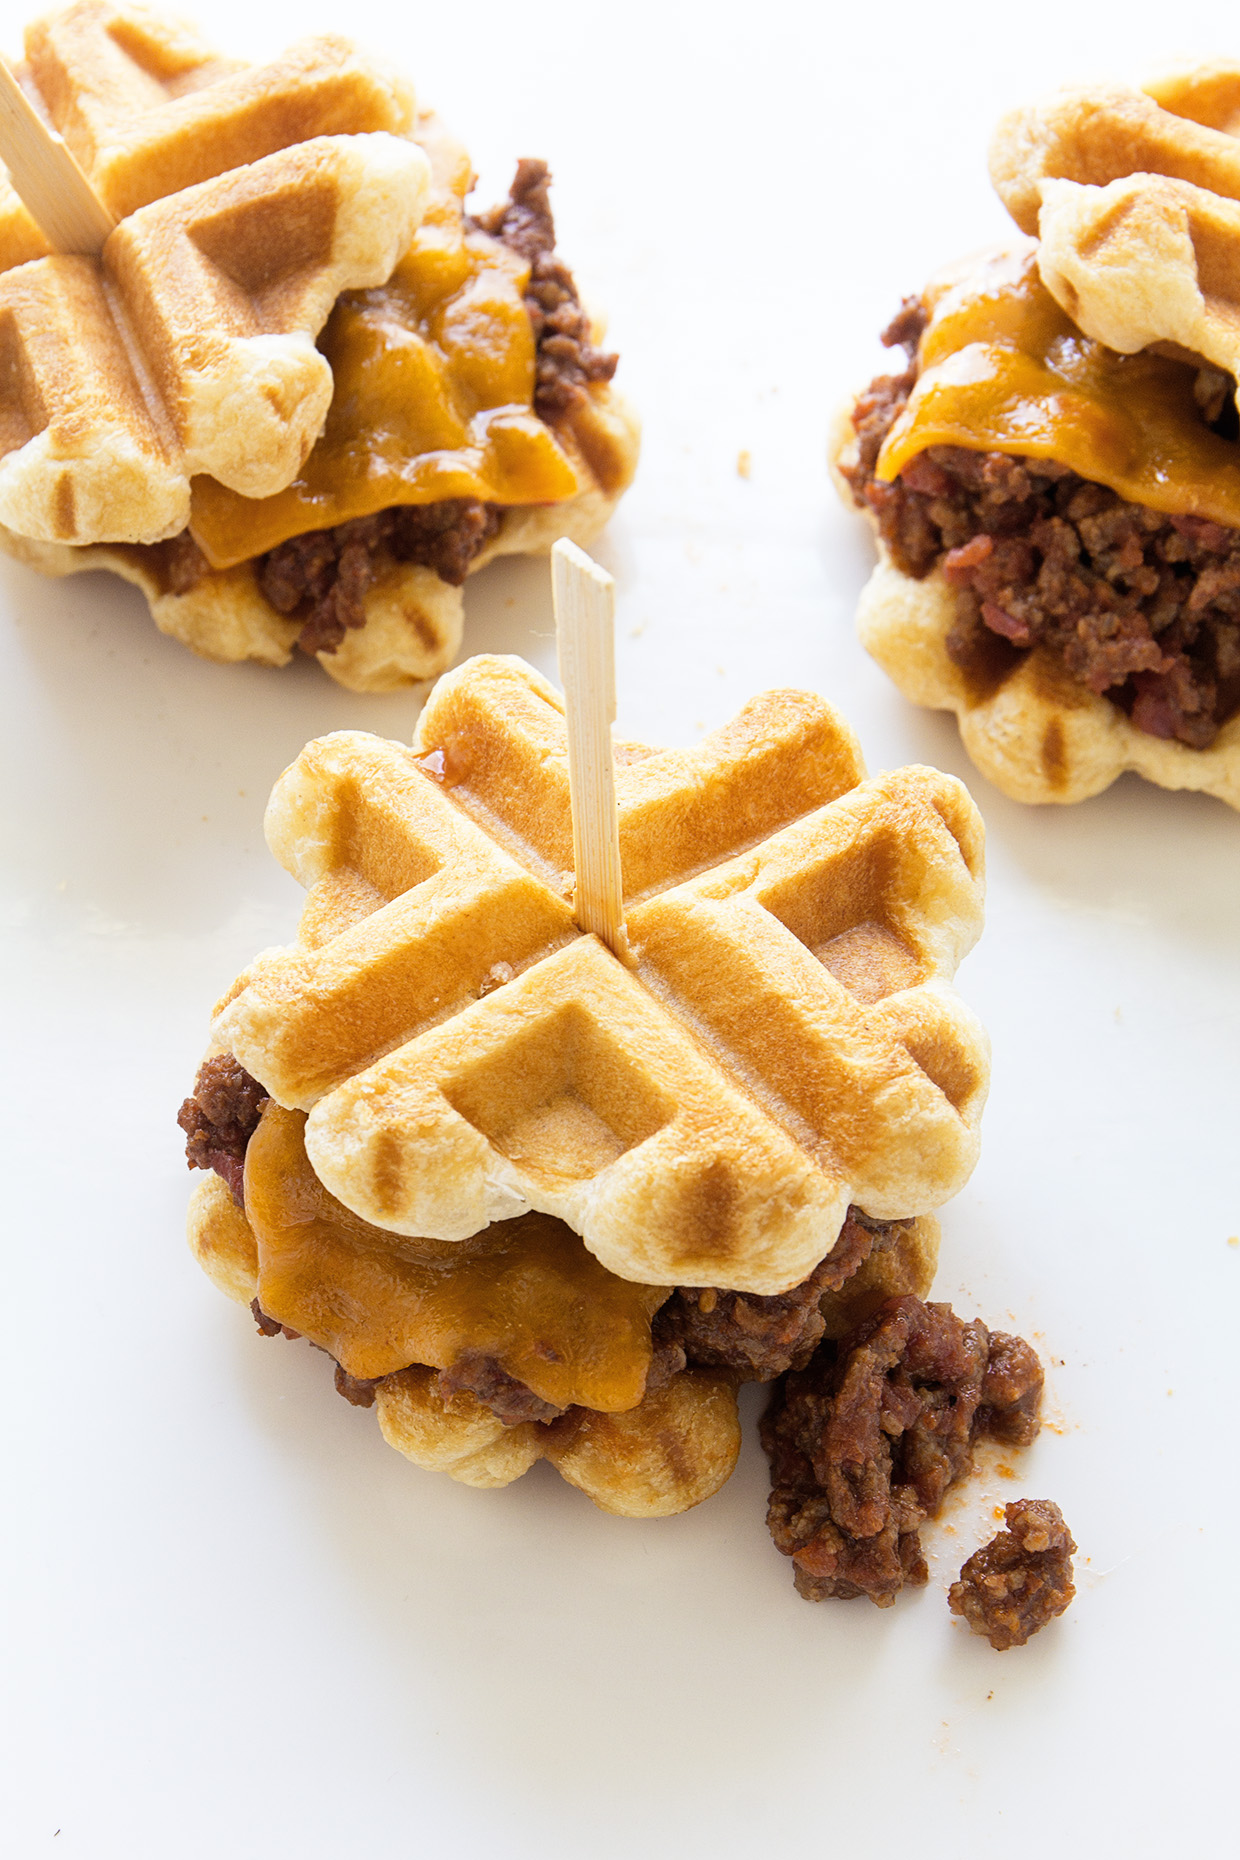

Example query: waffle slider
[832,65,1240,809]
[179,653,988,1516]
[0,5,638,690]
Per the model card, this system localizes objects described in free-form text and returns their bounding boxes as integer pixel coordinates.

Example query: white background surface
[3,1,1239,1853]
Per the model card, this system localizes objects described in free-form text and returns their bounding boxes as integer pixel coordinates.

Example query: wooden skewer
[0,58,115,255]
[552,537,629,961]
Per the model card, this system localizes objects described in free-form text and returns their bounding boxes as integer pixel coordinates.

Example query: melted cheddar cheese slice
[877,245,1240,529]
[189,118,579,569]
[244,1101,668,1411]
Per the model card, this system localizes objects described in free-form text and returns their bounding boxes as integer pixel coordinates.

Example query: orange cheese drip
[243,1101,667,1411]
[877,247,1240,529]
[189,119,579,569]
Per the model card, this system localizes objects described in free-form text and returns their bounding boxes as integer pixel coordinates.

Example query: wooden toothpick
[552,537,629,960]
[0,59,115,255]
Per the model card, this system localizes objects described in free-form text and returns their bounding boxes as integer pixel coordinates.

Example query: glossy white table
[3,1,1236,1852]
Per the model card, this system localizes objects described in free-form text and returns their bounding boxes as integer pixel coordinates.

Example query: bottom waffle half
[187,1158,938,1519]
[0,388,638,695]
[853,546,1240,809]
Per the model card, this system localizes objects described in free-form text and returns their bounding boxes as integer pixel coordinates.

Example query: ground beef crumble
[473,157,618,421]
[251,1298,301,1343]
[247,160,616,657]
[949,1498,1076,1649]
[842,298,1240,747]
[436,1349,567,1427]
[178,1055,269,1205]
[249,1300,380,1407]
[652,1208,904,1382]
[761,1296,1043,1606]
[333,1364,381,1408]
[257,501,502,656]
[145,530,212,596]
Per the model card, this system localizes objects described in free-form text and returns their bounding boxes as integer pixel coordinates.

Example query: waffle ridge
[991,63,1240,386]
[6,4,413,235]
[0,131,430,542]
[210,655,988,1295]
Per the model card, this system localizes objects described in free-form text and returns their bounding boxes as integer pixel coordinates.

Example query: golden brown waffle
[0,8,638,685]
[208,655,987,1295]
[990,67,1240,236]
[0,134,428,542]
[991,66,1240,382]
[0,3,413,248]
[378,1364,743,1515]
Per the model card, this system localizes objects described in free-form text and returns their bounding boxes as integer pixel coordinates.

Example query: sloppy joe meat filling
[178,1057,914,1424]
[843,300,1240,749]
[761,1295,1044,1607]
[180,1064,1062,1635]
[948,1497,1076,1649]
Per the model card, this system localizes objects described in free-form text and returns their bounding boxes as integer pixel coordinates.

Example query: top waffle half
[991,63,1240,394]
[0,3,429,542]
[210,656,989,1296]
